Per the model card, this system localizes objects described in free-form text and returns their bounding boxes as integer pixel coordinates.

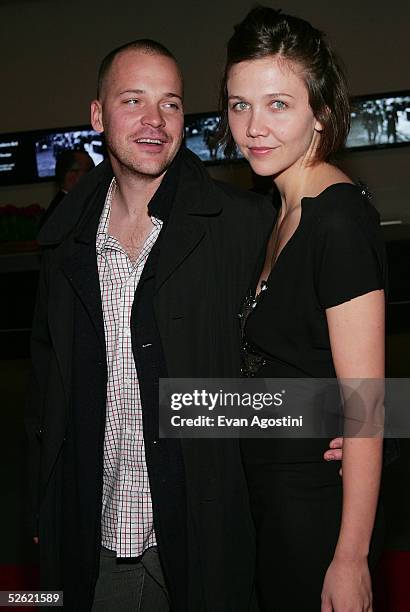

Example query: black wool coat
[25,148,274,611]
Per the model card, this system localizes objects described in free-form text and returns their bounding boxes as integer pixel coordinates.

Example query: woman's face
[227,55,323,177]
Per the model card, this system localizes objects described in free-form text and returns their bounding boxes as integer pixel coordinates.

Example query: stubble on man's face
[94,49,184,181]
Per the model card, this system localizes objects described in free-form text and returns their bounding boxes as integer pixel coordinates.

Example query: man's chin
[113,152,178,180]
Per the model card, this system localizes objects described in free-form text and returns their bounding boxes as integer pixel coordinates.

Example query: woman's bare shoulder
[310,163,353,196]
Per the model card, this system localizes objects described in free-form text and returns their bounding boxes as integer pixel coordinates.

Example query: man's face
[91,50,184,179]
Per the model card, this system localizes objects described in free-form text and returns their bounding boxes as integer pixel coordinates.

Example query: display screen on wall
[346,90,410,151]
[184,91,410,163]
[0,90,409,186]
[35,129,104,178]
[0,125,105,187]
[184,112,243,163]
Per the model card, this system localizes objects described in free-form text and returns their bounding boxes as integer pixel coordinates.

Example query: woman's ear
[314,106,330,133]
[314,119,324,133]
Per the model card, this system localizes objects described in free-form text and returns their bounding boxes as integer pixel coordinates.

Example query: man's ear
[91,100,104,133]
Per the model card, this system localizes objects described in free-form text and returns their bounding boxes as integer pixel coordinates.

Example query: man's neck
[111,162,166,220]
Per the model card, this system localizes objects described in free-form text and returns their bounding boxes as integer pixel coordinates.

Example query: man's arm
[24,249,53,541]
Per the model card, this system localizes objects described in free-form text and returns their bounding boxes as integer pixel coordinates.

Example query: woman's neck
[273,161,352,216]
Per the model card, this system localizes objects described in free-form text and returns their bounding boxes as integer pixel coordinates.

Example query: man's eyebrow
[119,89,145,95]
[164,92,183,101]
[119,89,182,101]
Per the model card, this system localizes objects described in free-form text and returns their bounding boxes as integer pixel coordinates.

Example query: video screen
[35,129,105,178]
[184,112,243,163]
[0,132,38,185]
[1,91,409,186]
[346,92,410,150]
[184,91,410,163]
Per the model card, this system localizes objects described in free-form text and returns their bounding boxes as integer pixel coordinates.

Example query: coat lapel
[155,214,206,292]
[155,151,222,292]
[60,245,106,354]
[53,179,109,364]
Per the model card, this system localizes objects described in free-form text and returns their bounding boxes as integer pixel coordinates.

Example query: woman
[219,7,385,611]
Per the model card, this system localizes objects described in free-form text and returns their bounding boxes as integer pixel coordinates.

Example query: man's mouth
[135,138,166,145]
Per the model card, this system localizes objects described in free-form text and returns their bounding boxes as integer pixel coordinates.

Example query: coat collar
[39,148,223,305]
[37,148,222,247]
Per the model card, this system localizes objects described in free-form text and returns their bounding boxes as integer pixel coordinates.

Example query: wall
[0,0,409,219]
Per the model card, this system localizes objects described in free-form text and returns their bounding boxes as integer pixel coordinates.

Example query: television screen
[184,112,243,163]
[0,125,105,187]
[1,90,409,185]
[183,90,410,163]
[346,91,410,151]
[35,129,104,178]
[0,131,38,185]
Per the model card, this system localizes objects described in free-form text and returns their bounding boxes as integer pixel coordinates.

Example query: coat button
[35,428,42,441]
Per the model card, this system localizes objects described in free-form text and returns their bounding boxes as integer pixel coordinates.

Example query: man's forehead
[113,49,179,76]
[98,45,184,101]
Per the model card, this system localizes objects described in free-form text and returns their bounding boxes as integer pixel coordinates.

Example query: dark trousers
[91,546,169,612]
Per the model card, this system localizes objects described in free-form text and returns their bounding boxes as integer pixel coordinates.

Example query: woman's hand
[321,556,372,611]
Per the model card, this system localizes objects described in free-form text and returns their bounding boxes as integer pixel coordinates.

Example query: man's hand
[324,437,344,476]
[33,536,39,545]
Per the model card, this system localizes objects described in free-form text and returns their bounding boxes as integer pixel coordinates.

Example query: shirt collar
[96,148,182,252]
[96,177,115,252]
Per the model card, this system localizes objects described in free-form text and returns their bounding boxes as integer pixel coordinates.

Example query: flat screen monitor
[184,90,410,163]
[35,129,104,178]
[184,112,243,164]
[346,90,410,151]
[0,125,105,187]
[1,89,408,185]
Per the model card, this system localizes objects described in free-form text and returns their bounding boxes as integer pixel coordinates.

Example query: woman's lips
[248,146,277,156]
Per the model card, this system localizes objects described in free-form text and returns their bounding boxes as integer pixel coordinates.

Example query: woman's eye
[271,100,287,110]
[231,101,249,112]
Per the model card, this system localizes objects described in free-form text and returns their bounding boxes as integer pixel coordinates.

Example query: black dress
[240,184,386,612]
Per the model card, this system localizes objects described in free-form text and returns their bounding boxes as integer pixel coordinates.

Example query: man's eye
[271,100,287,110]
[164,102,180,110]
[231,101,249,112]
[125,99,139,105]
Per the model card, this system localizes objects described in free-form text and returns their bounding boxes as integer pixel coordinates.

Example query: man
[39,149,95,228]
[26,40,343,611]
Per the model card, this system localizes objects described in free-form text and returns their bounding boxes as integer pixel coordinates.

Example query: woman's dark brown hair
[218,6,351,162]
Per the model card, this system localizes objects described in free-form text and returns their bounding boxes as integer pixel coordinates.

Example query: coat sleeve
[24,249,53,537]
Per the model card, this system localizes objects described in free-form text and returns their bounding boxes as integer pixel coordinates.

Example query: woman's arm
[321,288,385,612]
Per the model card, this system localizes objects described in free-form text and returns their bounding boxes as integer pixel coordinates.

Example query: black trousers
[243,459,384,612]
[91,546,169,612]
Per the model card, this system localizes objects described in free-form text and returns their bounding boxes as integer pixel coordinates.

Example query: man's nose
[141,104,166,128]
